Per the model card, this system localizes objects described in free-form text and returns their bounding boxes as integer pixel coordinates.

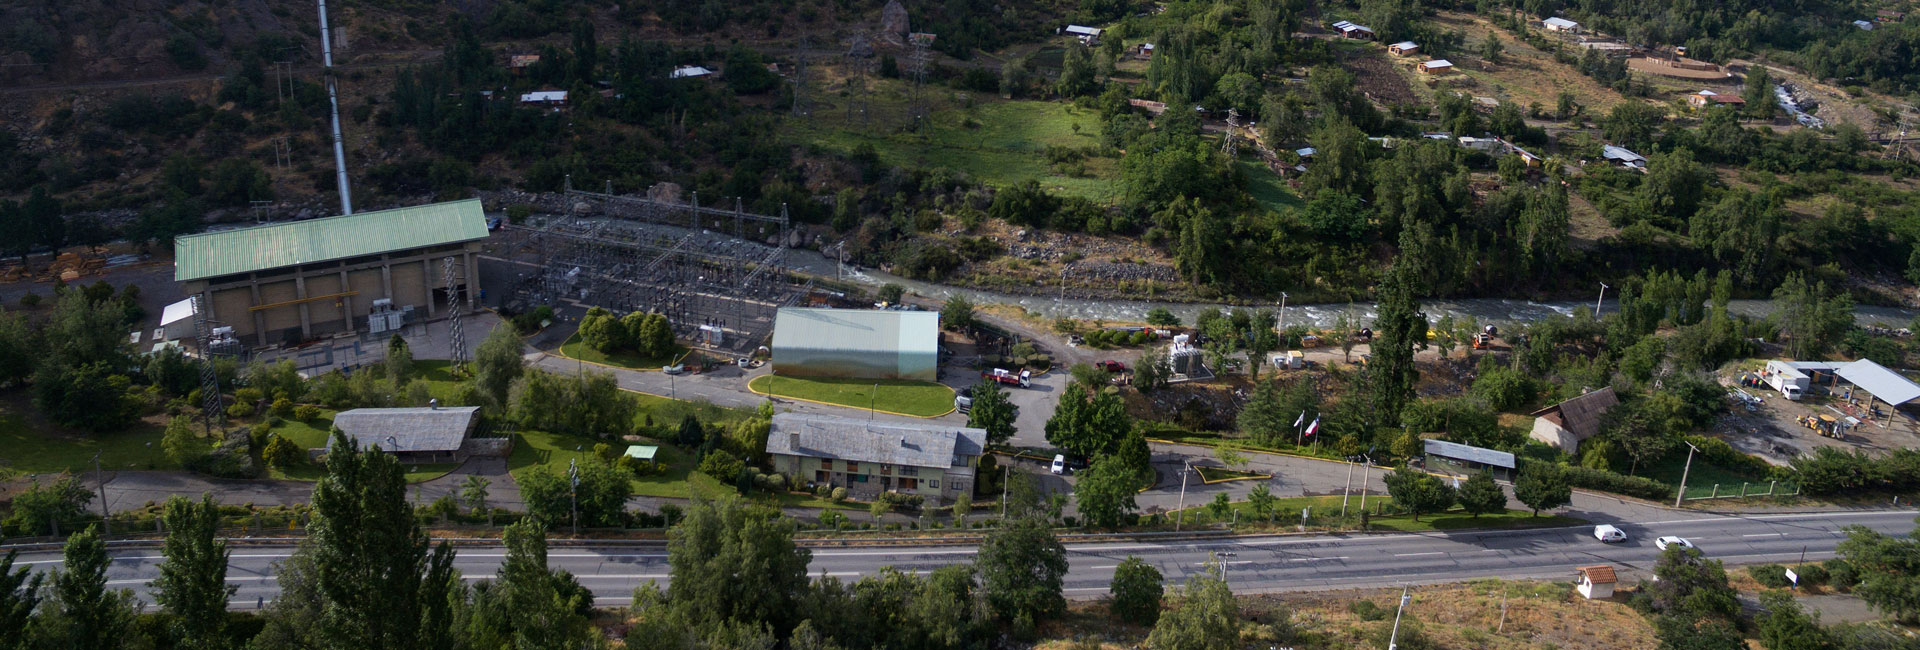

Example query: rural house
[329,405,486,464]
[1544,17,1580,32]
[1388,41,1419,56]
[1529,387,1619,453]
[1418,59,1454,74]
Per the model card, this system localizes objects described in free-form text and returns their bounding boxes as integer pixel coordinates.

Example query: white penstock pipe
[317,0,353,215]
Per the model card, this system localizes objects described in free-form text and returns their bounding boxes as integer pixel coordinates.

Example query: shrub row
[1520,458,1674,501]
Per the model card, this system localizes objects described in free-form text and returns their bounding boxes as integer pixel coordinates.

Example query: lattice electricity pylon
[444,256,467,372]
[190,294,225,436]
[907,32,936,126]
[1222,108,1242,155]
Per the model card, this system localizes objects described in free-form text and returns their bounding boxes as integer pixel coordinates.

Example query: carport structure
[1834,359,1920,425]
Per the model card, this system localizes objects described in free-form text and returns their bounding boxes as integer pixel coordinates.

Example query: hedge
[1520,458,1674,501]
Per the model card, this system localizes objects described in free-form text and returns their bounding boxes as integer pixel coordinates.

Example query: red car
[1096,360,1129,373]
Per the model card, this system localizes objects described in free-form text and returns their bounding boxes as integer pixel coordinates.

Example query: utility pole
[1388,586,1411,649]
[1359,455,1373,513]
[1595,282,1608,318]
[1342,459,1355,515]
[1276,291,1289,343]
[1674,441,1699,507]
[869,383,879,420]
[93,453,110,537]
[1175,464,1190,530]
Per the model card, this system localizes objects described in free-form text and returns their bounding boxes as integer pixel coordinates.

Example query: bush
[293,404,321,420]
[1681,435,1773,479]
[263,435,303,469]
[696,450,745,482]
[262,416,284,429]
[235,387,264,404]
[1824,558,1858,588]
[269,397,294,418]
[830,487,848,502]
[226,402,256,419]
[1349,599,1388,621]
[1794,563,1828,586]
[1749,564,1792,588]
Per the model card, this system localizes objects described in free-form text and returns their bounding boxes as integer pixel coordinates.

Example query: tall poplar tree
[1369,229,1428,428]
[156,494,236,650]
[37,525,137,648]
[0,550,41,650]
[309,431,451,649]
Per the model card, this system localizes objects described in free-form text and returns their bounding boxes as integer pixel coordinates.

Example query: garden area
[557,333,688,371]
[747,374,955,417]
[558,308,688,371]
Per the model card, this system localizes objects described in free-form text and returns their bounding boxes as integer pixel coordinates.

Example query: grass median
[556,334,687,371]
[748,374,955,417]
[1169,495,1584,532]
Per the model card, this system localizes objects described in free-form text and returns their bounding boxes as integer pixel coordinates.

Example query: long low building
[766,412,983,503]
[329,405,483,463]
[174,200,488,347]
[771,307,939,381]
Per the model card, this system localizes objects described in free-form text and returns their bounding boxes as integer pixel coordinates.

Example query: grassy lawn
[508,429,732,499]
[1238,158,1305,214]
[1194,466,1269,482]
[1641,452,1774,499]
[263,411,337,449]
[0,406,175,475]
[1172,495,1584,532]
[557,333,688,371]
[787,96,1120,200]
[748,374,955,417]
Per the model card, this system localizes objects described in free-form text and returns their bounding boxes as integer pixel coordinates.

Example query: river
[790,249,1918,329]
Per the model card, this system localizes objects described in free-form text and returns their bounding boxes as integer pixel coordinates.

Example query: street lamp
[1388,586,1411,649]
[1674,441,1700,507]
[1595,282,1609,318]
[1175,464,1191,531]
[1276,292,1289,345]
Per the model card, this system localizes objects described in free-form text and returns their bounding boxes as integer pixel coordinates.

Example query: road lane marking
[1395,552,1445,557]
[1744,533,1784,537]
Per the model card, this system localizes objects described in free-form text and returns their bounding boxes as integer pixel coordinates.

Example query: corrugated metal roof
[1423,438,1516,469]
[330,406,481,453]
[159,298,195,326]
[1837,359,1920,406]
[174,199,489,282]
[772,308,939,357]
[1390,41,1418,49]
[767,412,984,469]
[1544,17,1579,27]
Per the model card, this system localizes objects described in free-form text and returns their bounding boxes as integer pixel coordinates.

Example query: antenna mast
[318,0,353,215]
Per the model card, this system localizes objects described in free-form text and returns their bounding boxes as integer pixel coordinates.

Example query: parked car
[662,364,685,375]
[1594,525,1627,543]
[954,386,974,412]
[1096,360,1129,373]
[1654,536,1694,551]
[1050,454,1066,475]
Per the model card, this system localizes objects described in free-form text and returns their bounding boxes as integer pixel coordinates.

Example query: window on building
[815,470,828,483]
[880,464,892,475]
[930,480,939,489]
[851,473,868,483]
[899,478,917,490]
[846,461,859,473]
[900,466,918,477]
[820,458,831,469]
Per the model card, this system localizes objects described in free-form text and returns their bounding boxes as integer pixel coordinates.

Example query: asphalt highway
[6,509,1910,610]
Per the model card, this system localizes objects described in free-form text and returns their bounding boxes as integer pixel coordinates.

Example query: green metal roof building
[175,200,490,347]
[771,308,941,381]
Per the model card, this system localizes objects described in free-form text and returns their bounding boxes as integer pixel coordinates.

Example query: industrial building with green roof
[174,199,490,347]
[771,307,940,381]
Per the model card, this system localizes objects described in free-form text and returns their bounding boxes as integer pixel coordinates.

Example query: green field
[1641,452,1773,500]
[748,374,955,417]
[557,334,688,371]
[1238,157,1306,213]
[1171,495,1584,532]
[787,95,1120,200]
[0,403,174,475]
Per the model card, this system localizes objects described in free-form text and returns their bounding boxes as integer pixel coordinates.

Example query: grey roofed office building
[770,307,940,381]
[766,412,984,502]
[329,405,482,463]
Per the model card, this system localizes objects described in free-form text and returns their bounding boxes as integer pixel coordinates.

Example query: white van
[1594,524,1627,543]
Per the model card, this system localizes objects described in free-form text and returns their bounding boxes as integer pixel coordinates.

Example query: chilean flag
[1304,417,1321,438]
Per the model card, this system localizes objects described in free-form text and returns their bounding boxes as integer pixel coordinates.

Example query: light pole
[1059,265,1069,301]
[1388,586,1411,649]
[1342,458,1355,515]
[1674,441,1699,507]
[568,458,580,536]
[1595,282,1609,318]
[1175,464,1191,531]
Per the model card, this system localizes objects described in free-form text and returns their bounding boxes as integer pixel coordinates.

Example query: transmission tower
[1222,108,1242,156]
[444,257,467,372]
[190,294,225,437]
[792,38,811,117]
[907,33,936,127]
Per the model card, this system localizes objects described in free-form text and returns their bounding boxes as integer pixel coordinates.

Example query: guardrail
[1,526,1240,553]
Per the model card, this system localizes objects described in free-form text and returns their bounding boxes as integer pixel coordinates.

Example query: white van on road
[1594,524,1627,543]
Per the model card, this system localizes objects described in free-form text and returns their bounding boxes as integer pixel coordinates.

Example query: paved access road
[8,510,1909,610]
